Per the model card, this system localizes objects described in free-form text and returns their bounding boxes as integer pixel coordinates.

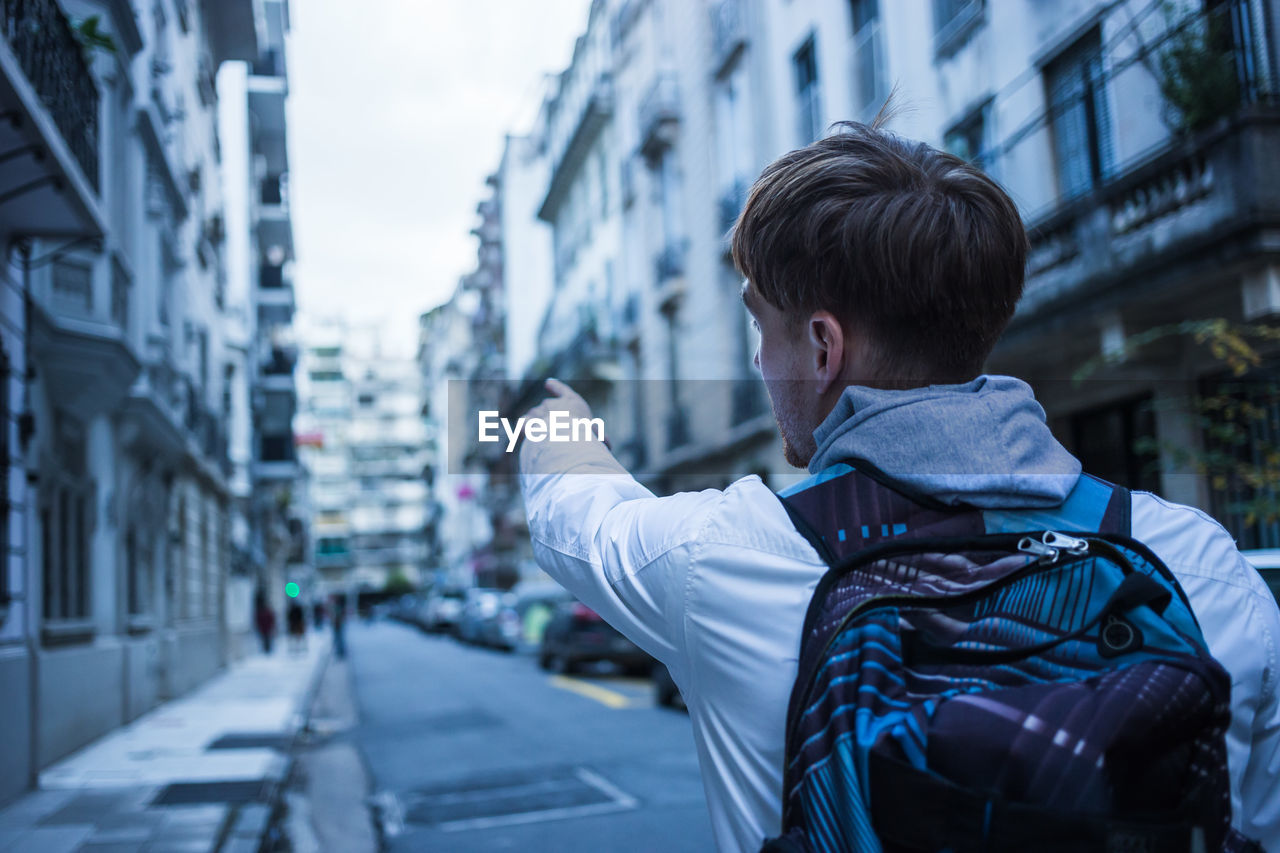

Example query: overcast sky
[287,0,592,355]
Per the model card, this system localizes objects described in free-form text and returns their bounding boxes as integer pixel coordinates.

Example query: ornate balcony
[1016,114,1280,323]
[639,73,680,160]
[0,0,104,237]
[538,73,614,222]
[29,254,139,421]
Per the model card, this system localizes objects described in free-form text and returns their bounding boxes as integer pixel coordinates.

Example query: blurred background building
[297,318,428,596]
[0,0,306,804]
[413,0,1279,592]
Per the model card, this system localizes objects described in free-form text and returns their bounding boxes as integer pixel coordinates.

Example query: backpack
[760,460,1260,853]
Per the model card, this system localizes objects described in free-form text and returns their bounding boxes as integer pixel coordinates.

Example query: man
[518,122,1280,852]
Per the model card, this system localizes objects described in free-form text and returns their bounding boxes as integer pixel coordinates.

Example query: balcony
[203,0,258,64]
[256,262,295,324]
[119,357,188,461]
[538,74,614,222]
[710,0,747,76]
[29,255,139,421]
[255,433,299,482]
[1015,114,1280,326]
[0,0,104,237]
[257,173,293,258]
[639,73,680,160]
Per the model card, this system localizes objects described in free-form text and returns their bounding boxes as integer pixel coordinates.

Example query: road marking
[437,767,639,833]
[548,675,633,709]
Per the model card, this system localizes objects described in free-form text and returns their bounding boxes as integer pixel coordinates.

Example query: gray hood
[809,375,1081,508]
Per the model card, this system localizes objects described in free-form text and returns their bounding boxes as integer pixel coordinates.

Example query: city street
[344,619,714,852]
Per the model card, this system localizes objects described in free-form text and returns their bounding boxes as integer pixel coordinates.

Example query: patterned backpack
[760,461,1260,853]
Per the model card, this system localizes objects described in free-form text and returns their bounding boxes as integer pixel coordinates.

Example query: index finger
[545,378,574,398]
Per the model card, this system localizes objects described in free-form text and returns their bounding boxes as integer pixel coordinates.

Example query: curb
[216,643,334,853]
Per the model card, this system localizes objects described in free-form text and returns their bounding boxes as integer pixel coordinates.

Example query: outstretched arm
[518,380,723,669]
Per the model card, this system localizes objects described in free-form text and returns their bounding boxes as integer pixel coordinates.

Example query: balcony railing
[1020,114,1280,319]
[639,72,680,158]
[2,0,100,190]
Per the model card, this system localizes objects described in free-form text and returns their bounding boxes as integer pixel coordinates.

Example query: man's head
[733,120,1028,467]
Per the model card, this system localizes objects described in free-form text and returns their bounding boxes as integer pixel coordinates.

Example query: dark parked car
[539,600,651,675]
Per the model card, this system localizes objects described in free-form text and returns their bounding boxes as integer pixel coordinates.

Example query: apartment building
[298,319,429,595]
[0,0,310,803]
[486,0,1278,549]
[219,0,304,642]
[0,0,265,801]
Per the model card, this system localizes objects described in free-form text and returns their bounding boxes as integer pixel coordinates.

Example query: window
[1044,29,1114,200]
[1067,395,1159,495]
[933,0,984,57]
[944,100,991,170]
[849,0,885,119]
[42,417,94,627]
[793,35,822,144]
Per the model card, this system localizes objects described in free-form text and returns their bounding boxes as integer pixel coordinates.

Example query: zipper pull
[1042,531,1089,555]
[1018,536,1060,562]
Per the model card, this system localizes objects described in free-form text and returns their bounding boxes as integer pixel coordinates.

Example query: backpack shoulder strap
[778,464,1132,563]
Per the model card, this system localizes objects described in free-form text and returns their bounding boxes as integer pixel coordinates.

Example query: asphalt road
[346,619,715,852]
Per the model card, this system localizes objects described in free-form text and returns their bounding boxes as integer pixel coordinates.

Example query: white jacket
[522,438,1280,852]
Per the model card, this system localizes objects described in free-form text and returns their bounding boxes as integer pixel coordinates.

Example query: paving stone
[3,825,94,853]
[143,839,215,853]
[0,790,76,828]
[229,804,270,839]
[217,837,260,853]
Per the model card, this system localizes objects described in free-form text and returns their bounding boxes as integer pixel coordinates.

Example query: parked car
[1242,550,1280,604]
[457,588,515,649]
[538,600,651,675]
[421,587,466,634]
[505,582,573,652]
[652,661,684,709]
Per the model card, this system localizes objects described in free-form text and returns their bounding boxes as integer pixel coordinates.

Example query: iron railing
[2,0,100,190]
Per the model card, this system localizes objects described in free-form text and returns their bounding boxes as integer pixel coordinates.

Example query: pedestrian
[254,591,276,656]
[518,120,1280,852]
[286,600,307,654]
[331,594,347,659]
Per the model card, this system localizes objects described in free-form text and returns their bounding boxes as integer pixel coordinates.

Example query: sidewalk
[0,633,330,853]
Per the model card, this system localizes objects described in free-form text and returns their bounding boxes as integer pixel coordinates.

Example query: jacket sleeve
[519,434,724,670]
[1135,493,1280,848]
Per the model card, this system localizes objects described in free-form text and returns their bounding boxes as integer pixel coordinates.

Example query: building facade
[297,318,428,595]
[0,0,304,805]
[219,0,305,642]
[441,0,1280,579]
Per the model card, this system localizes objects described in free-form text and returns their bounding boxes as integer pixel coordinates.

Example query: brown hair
[731,120,1028,383]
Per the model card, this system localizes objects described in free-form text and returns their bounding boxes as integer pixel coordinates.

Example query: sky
[287,0,593,355]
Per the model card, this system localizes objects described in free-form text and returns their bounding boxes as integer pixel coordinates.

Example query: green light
[285,582,300,598]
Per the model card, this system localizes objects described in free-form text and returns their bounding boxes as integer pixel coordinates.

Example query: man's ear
[808,310,845,394]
